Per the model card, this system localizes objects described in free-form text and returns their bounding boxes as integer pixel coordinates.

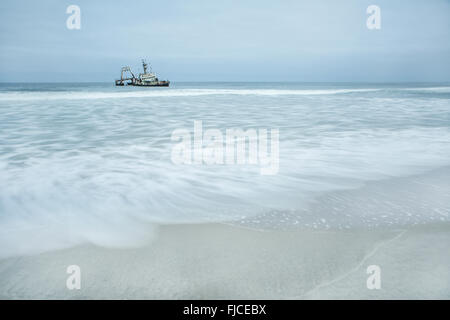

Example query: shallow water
[0,82,449,257]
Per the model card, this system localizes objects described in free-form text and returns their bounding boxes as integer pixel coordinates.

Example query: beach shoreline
[1,82,449,299]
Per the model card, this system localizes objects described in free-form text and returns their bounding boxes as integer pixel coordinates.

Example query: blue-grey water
[0,82,449,257]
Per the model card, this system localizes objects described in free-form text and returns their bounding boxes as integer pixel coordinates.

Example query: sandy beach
[1,222,449,299]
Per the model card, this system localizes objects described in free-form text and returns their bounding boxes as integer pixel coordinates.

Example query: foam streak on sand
[299,229,407,299]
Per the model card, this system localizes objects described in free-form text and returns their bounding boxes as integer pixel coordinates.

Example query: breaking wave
[0,88,381,101]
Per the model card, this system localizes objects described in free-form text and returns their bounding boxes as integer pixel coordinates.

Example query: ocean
[0,82,449,258]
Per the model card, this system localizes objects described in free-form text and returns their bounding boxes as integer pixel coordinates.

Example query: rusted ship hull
[131,81,170,87]
[115,79,170,87]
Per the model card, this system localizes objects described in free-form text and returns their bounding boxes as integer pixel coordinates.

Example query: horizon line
[1,81,449,84]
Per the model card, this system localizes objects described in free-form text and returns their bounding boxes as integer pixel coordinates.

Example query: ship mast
[142,59,148,74]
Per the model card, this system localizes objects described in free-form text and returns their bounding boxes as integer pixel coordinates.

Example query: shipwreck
[115,60,170,87]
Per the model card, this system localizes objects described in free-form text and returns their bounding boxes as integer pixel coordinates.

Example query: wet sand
[0,222,449,299]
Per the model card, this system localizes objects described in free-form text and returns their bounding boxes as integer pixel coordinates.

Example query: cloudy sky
[0,0,449,82]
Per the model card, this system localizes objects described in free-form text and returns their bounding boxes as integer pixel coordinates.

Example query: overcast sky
[0,0,449,82]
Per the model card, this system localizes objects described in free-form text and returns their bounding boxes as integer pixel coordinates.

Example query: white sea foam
[1,127,449,258]
[0,88,380,101]
[400,86,450,93]
[0,83,449,257]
